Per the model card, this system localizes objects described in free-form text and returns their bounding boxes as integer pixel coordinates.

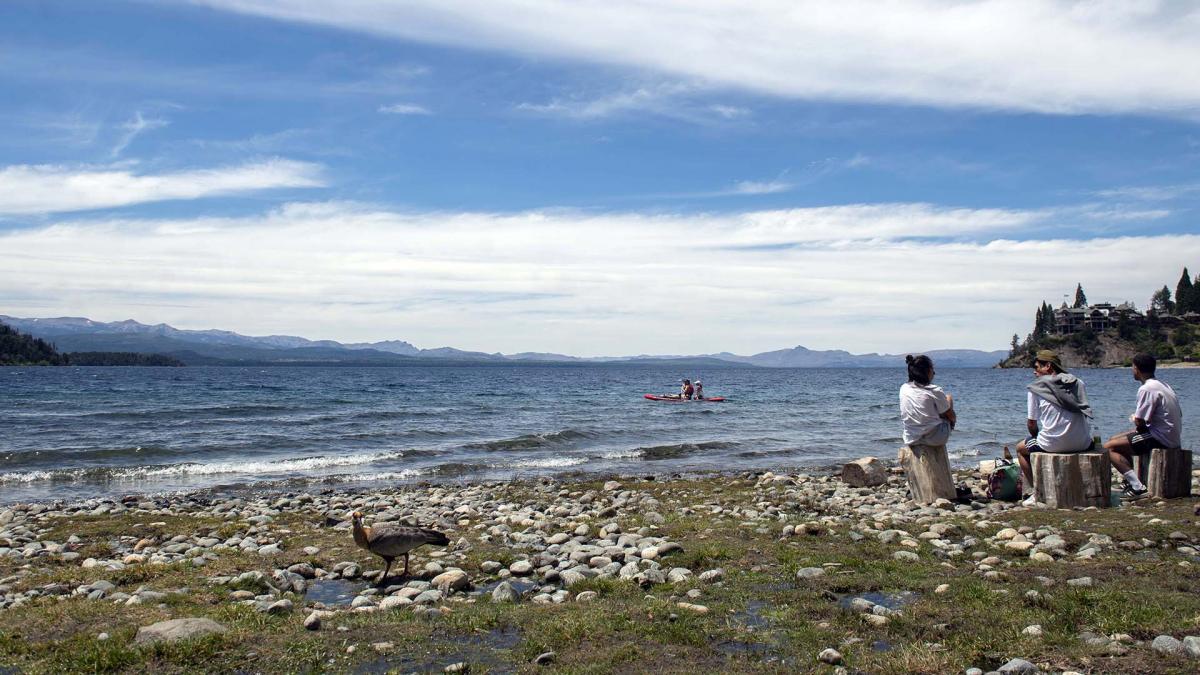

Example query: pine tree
[1178,267,1195,315]
[1073,283,1087,308]
[1010,333,1020,356]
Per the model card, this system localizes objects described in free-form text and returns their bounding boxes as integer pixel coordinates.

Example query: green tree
[1151,286,1175,315]
[1173,323,1195,348]
[1010,333,1020,356]
[1073,283,1087,308]
[1175,268,1193,315]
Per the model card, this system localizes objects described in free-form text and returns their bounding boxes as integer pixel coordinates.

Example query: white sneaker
[1021,494,1037,507]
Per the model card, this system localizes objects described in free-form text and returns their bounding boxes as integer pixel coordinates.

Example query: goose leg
[402,552,410,578]
[378,557,393,586]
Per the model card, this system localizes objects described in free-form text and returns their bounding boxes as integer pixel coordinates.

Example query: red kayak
[644,394,725,402]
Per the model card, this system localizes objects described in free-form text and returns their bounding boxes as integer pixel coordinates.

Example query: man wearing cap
[1102,353,1183,501]
[1015,350,1095,506]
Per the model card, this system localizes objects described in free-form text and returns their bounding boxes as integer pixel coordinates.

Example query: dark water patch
[728,600,771,630]
[873,437,903,444]
[637,441,736,460]
[465,429,590,452]
[872,639,893,652]
[306,579,365,607]
[733,448,798,459]
[356,627,520,674]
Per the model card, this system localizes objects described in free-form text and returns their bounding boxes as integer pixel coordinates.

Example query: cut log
[1032,452,1111,509]
[897,445,955,504]
[842,457,887,487]
[1133,448,1192,499]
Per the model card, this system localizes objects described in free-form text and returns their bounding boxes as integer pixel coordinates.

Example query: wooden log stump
[1032,452,1111,509]
[897,445,955,504]
[842,457,887,487]
[1133,448,1193,499]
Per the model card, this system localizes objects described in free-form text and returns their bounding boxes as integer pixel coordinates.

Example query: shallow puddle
[355,627,521,674]
[306,578,366,607]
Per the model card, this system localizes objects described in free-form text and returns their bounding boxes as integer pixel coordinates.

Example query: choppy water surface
[2,365,1195,502]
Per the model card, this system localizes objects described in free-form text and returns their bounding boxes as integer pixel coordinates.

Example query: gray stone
[303,612,321,630]
[818,648,843,665]
[1066,577,1093,587]
[1151,635,1184,656]
[893,551,919,562]
[509,560,534,576]
[997,658,1037,674]
[1181,636,1200,658]
[134,618,227,645]
[533,651,556,666]
[492,581,520,603]
[796,567,825,580]
[266,598,293,615]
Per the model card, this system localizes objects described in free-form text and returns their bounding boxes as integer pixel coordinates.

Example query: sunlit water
[2,365,1194,502]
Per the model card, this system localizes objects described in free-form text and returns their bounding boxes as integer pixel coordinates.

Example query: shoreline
[2,467,1199,673]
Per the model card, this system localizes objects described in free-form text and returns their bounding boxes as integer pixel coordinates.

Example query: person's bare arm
[940,393,957,428]
[1026,419,1038,437]
[1133,416,1149,433]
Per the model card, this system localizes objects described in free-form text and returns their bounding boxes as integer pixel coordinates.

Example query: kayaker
[694,380,704,400]
[680,379,694,400]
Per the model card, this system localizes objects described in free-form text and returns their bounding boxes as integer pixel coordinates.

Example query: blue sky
[2,1,1199,355]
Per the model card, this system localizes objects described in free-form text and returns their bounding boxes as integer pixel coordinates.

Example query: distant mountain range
[0,316,1006,367]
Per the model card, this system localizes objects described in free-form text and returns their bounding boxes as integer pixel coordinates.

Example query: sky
[2,0,1200,356]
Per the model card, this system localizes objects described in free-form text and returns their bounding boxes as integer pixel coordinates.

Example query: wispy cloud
[189,0,1200,116]
[516,82,748,124]
[378,103,432,115]
[0,200,1182,354]
[111,112,169,157]
[731,179,792,195]
[0,159,325,215]
[1093,183,1200,201]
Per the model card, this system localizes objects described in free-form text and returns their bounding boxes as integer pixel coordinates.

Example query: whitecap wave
[0,450,407,483]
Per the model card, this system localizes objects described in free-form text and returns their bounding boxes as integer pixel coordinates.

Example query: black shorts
[1126,432,1166,455]
[1025,436,1096,454]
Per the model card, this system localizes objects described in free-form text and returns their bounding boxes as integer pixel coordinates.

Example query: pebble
[1066,577,1093,587]
[303,612,321,630]
[533,651,556,666]
[1021,624,1043,637]
[818,648,844,665]
[796,567,825,580]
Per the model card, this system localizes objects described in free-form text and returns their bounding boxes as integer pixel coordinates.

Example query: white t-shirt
[1027,387,1093,452]
[900,382,950,445]
[1135,378,1183,449]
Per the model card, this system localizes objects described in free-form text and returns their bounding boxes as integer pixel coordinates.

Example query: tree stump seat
[897,444,955,504]
[1132,447,1193,499]
[1032,452,1111,509]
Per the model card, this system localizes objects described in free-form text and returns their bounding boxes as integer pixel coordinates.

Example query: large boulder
[134,618,227,645]
[842,457,887,487]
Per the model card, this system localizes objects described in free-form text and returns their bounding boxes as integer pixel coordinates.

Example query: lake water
[1,365,1195,503]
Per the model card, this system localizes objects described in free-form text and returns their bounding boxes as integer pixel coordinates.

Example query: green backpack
[987,459,1022,501]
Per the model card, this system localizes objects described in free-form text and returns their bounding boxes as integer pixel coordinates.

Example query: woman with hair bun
[899,354,957,447]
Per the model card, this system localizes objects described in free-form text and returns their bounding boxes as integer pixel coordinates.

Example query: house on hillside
[1053,301,1144,335]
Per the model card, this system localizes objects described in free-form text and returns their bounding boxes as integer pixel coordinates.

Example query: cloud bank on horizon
[0,1,1198,355]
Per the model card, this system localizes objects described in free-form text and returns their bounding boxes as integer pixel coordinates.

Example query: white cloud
[378,103,432,115]
[187,0,1200,116]
[0,159,325,215]
[1093,182,1200,201]
[731,180,792,195]
[111,112,169,157]
[0,200,1181,355]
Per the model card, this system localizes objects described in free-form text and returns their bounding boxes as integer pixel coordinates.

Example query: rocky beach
[1,464,1199,674]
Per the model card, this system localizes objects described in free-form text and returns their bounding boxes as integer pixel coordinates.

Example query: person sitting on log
[1016,349,1094,506]
[899,354,956,447]
[1102,353,1183,502]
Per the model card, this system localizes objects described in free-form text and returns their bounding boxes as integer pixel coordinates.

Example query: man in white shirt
[1103,353,1184,501]
[1016,350,1094,506]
